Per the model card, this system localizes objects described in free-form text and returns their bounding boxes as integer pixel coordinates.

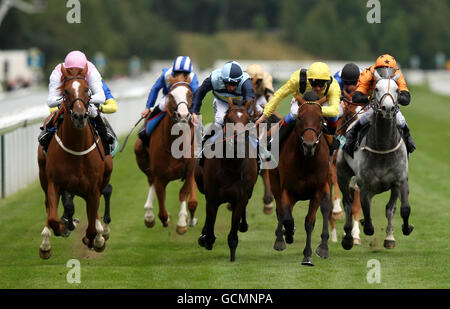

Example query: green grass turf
[0,85,448,289]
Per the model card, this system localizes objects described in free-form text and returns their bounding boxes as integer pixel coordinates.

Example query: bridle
[296,102,323,146]
[62,76,91,114]
[370,80,400,115]
[168,81,192,124]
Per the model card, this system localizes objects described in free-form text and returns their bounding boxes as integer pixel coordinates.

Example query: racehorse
[37,64,113,259]
[196,98,258,262]
[134,74,198,234]
[329,99,363,244]
[270,100,331,266]
[337,70,414,250]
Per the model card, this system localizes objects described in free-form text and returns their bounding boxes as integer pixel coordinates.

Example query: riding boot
[138,125,150,148]
[94,115,113,155]
[147,105,162,120]
[324,134,339,156]
[343,120,363,158]
[400,124,416,154]
[38,113,58,151]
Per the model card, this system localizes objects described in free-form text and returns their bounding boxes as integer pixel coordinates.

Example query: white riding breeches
[359,108,406,127]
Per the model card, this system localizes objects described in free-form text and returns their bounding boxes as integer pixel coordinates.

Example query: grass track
[0,85,449,289]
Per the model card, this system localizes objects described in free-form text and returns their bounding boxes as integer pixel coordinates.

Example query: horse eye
[375,88,379,92]
[84,88,89,93]
[64,90,69,96]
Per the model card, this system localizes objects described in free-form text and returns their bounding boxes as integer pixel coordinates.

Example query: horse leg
[228,201,247,262]
[39,194,52,259]
[329,213,337,243]
[330,155,343,220]
[315,190,331,259]
[154,178,170,227]
[187,177,199,228]
[384,188,399,249]
[61,191,77,237]
[337,158,355,250]
[198,198,219,250]
[360,190,375,236]
[101,184,112,240]
[261,170,274,215]
[302,197,320,266]
[46,182,64,236]
[239,205,248,232]
[351,186,362,245]
[399,180,414,236]
[176,170,197,235]
[144,184,156,228]
[280,189,295,244]
[83,193,105,252]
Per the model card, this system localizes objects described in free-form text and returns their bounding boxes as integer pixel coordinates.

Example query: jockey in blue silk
[141,56,199,120]
[334,63,363,102]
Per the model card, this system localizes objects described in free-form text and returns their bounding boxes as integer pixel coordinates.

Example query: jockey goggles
[309,79,328,87]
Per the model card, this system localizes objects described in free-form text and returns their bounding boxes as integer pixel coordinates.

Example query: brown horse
[270,101,331,266]
[135,74,198,234]
[329,99,363,244]
[37,64,113,259]
[196,98,258,262]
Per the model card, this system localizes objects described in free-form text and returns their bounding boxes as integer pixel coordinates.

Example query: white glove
[87,103,98,118]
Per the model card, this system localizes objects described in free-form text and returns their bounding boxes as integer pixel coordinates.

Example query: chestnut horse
[37,65,113,259]
[329,99,364,244]
[270,102,331,266]
[135,74,198,234]
[196,98,258,262]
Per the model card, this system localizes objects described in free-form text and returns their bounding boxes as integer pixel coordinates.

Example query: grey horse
[337,70,414,250]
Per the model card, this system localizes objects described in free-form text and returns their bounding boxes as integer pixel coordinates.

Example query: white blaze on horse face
[72,81,81,98]
[237,112,243,119]
[171,86,190,118]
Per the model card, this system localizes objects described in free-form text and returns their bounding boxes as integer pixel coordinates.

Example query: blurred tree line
[0,0,448,77]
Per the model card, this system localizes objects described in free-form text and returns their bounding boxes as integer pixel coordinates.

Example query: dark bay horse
[37,65,113,259]
[196,98,258,262]
[337,71,414,250]
[329,99,363,244]
[270,101,331,266]
[135,74,198,234]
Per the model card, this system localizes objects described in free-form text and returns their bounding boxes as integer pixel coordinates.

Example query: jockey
[38,50,117,155]
[342,54,416,157]
[191,60,255,142]
[245,63,276,117]
[138,56,198,144]
[255,62,341,153]
[334,63,363,102]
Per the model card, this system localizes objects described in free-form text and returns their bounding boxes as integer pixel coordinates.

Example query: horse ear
[392,71,401,82]
[61,64,69,79]
[81,63,88,77]
[374,69,382,82]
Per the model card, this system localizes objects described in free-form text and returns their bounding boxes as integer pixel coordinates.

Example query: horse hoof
[144,218,155,228]
[315,246,329,259]
[332,211,344,221]
[82,236,93,249]
[384,239,396,249]
[402,224,414,236]
[301,256,314,266]
[273,240,286,251]
[39,248,52,259]
[198,235,206,248]
[353,238,361,245]
[176,225,187,235]
[239,223,248,233]
[342,237,354,250]
[188,217,198,227]
[285,234,294,244]
[94,241,106,253]
[364,225,374,236]
[263,203,273,215]
[61,228,72,238]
